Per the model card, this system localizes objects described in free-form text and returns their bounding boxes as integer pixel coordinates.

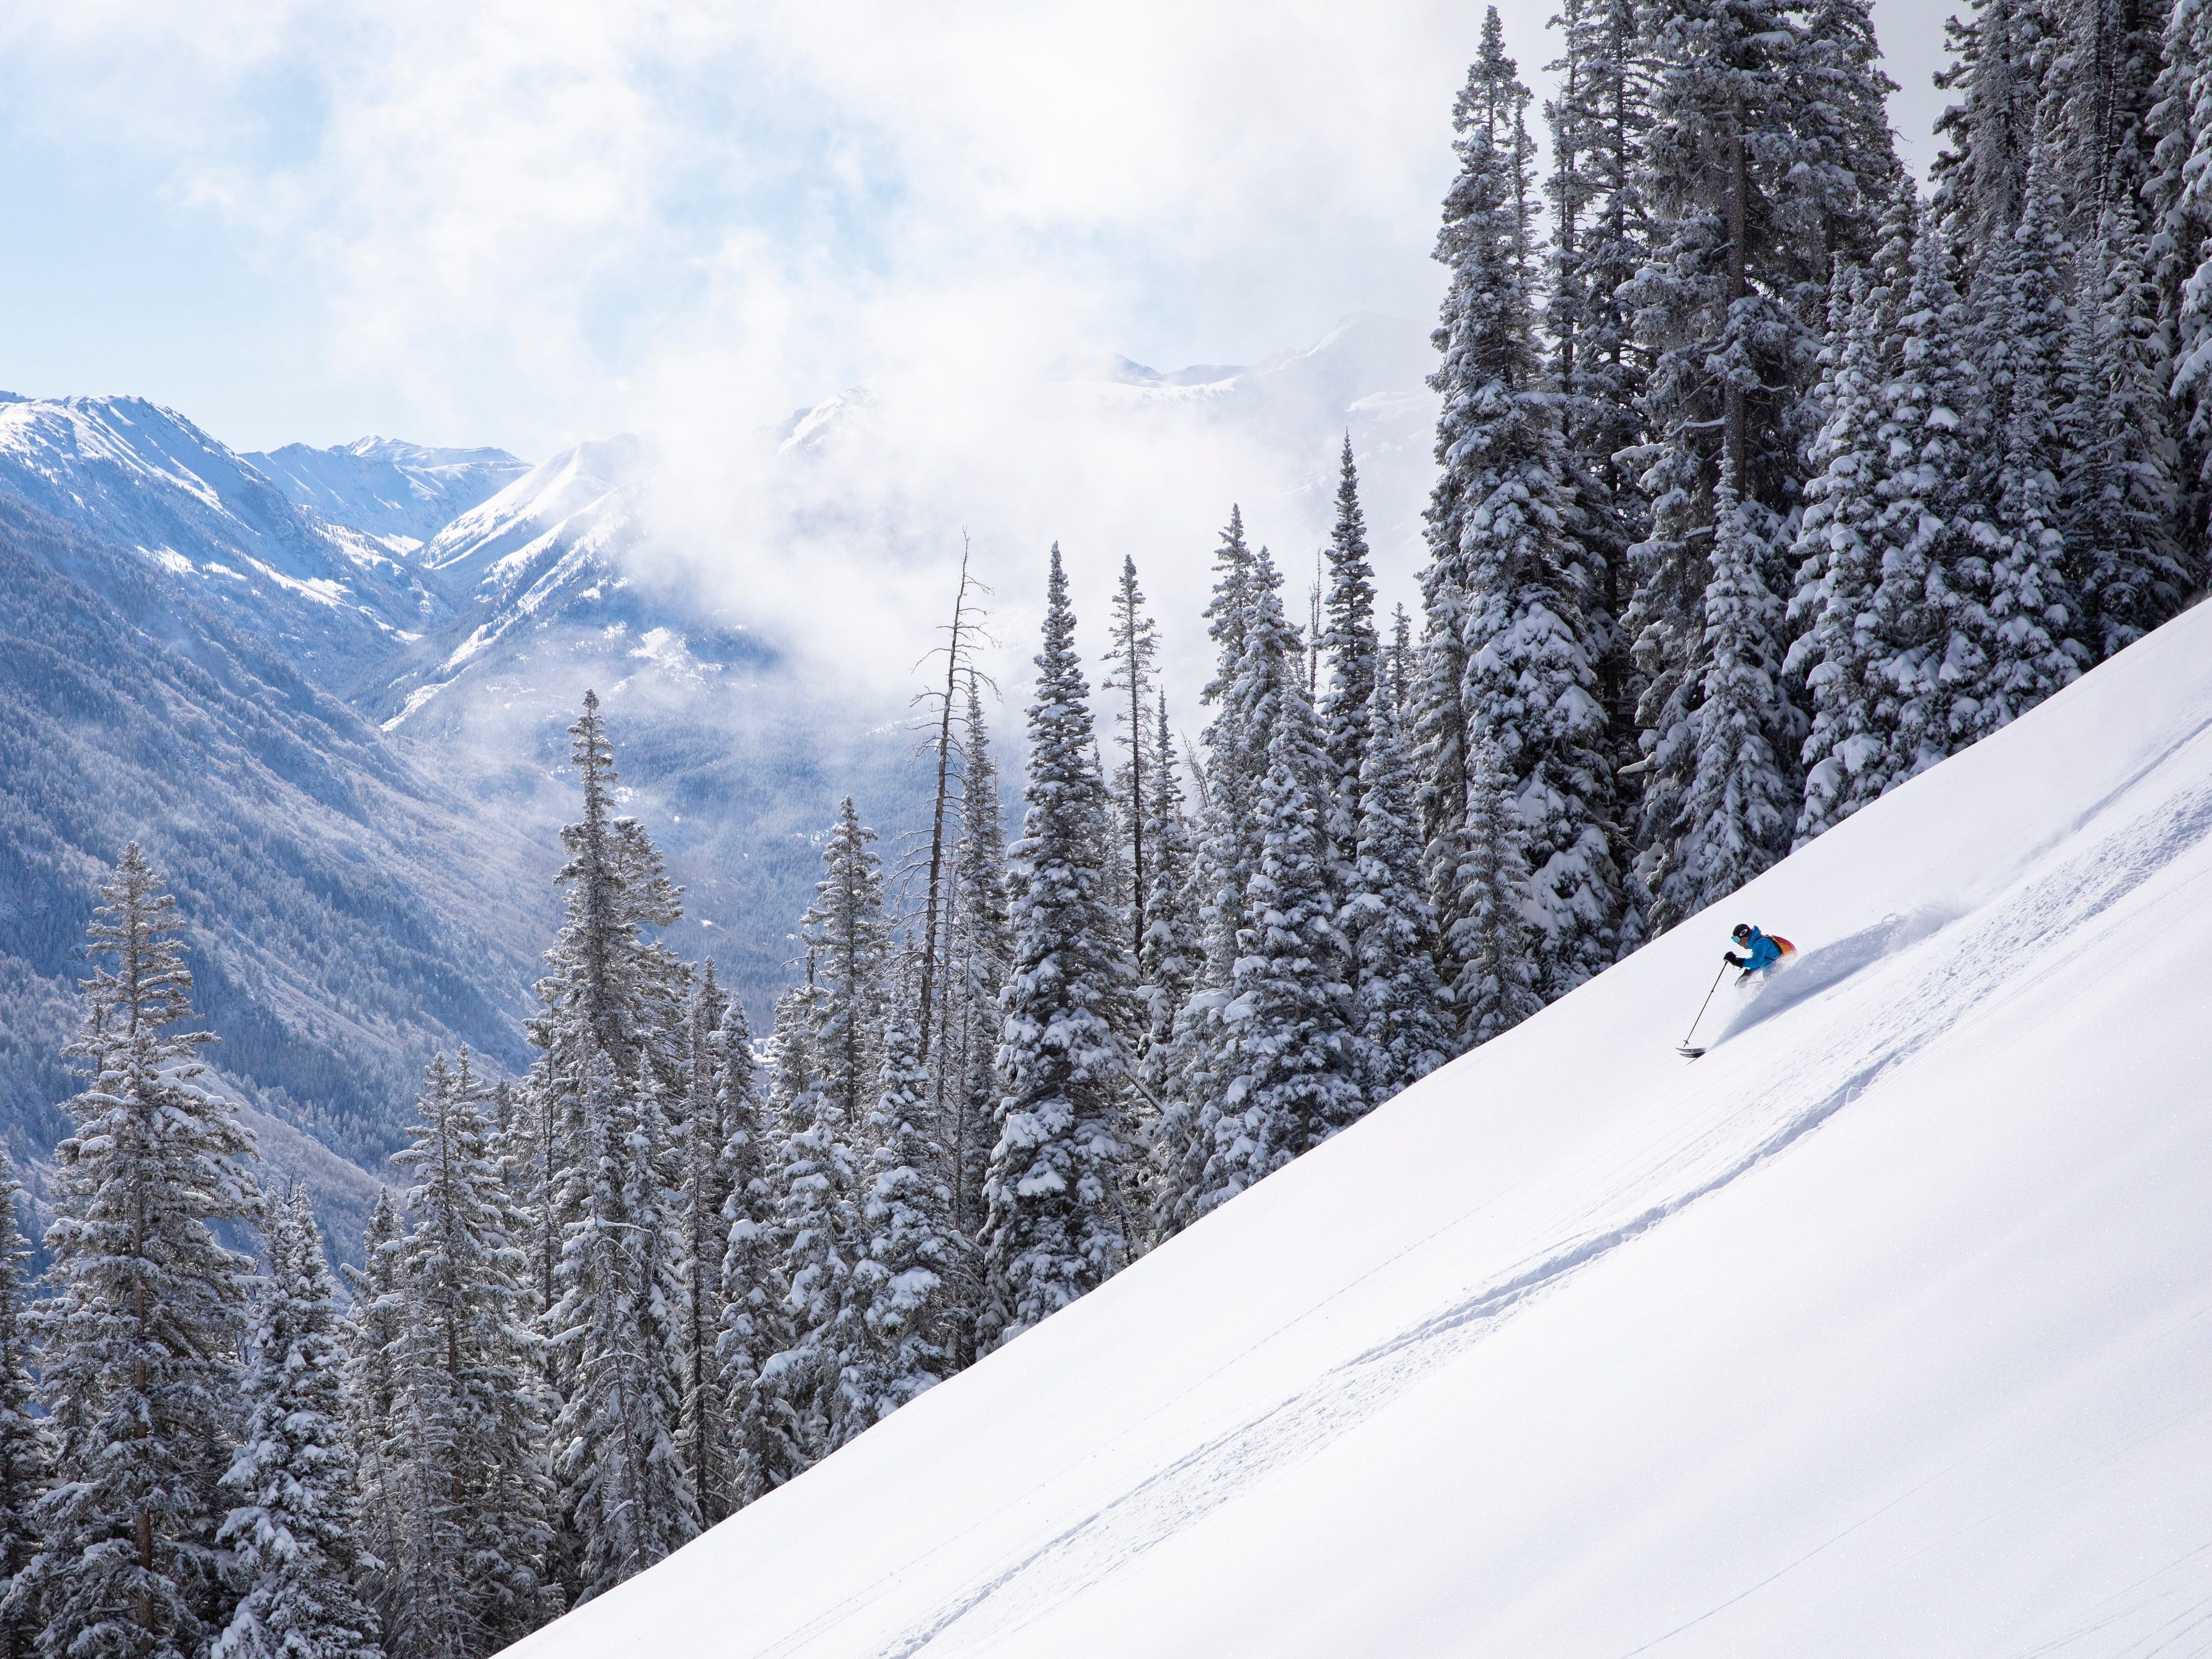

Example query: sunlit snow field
[510,598,2212,1657]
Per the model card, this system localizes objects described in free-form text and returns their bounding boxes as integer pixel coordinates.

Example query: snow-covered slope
[0,394,448,687]
[242,434,527,548]
[511,599,2212,1655]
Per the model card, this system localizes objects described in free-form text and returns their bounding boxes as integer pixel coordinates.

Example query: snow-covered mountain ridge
[242,434,527,548]
[0,396,453,691]
[509,591,2212,1654]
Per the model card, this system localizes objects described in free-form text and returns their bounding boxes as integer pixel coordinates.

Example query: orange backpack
[1769,935,1797,957]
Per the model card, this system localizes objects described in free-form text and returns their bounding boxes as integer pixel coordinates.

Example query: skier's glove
[1723,952,1745,968]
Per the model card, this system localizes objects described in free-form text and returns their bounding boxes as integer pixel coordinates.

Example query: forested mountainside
[0,391,936,1155]
[0,492,546,1174]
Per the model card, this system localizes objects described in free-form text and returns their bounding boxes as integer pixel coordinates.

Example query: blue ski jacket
[1733,929,1784,973]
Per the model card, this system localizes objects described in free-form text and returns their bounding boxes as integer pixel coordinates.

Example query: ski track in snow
[748,732,2212,1659]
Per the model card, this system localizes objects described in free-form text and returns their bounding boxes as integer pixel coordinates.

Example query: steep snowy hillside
[0,393,448,690]
[242,434,528,547]
[511,599,2212,1656]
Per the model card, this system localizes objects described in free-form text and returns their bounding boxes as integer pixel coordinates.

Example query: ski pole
[1680,961,1728,1048]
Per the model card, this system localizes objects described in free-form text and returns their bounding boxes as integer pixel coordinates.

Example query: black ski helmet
[1731,922,1753,943]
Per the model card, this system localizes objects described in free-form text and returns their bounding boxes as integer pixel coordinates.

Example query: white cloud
[6,0,1953,703]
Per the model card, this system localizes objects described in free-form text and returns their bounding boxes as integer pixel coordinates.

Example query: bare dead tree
[907,538,993,1065]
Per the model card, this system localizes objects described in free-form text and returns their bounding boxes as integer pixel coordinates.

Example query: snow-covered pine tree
[1223,550,1366,1179]
[0,1155,45,1659]
[1453,740,1546,1045]
[1546,0,1651,796]
[338,1187,406,1637]
[1930,0,2043,245]
[1387,605,1415,723]
[845,1017,957,1441]
[1318,435,1381,887]
[1424,21,1621,999]
[675,965,734,1523]
[214,1189,383,1659]
[719,988,802,1508]
[1962,145,2091,741]
[1789,266,1896,843]
[1623,0,1897,927]
[1104,557,1162,955]
[1871,210,1990,789]
[1087,744,1137,960]
[2035,0,2167,230]
[2062,209,2192,656]
[936,681,1010,1361]
[384,1276,474,1659]
[16,845,259,1659]
[1670,476,1803,907]
[1136,693,1200,1074]
[389,1051,556,1647]
[1346,693,1454,1098]
[546,1040,698,1602]
[804,800,891,1152]
[983,545,1134,1346]
[526,693,686,1357]
[2151,0,2212,524]
[761,984,863,1456]
[1151,512,1268,1243]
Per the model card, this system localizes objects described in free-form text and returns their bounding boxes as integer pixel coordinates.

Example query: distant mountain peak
[243,434,530,545]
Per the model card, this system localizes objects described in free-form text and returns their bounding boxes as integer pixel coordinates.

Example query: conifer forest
[5,0,2211,1652]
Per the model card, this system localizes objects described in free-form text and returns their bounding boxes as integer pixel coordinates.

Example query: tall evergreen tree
[16,845,259,1659]
[1136,693,1200,1073]
[1228,553,1367,1177]
[937,683,1010,1360]
[2062,209,2192,655]
[1452,742,1546,1045]
[802,801,891,1145]
[1318,436,1382,883]
[1346,697,1454,1097]
[389,1052,555,1647]
[1963,148,2090,740]
[1152,512,1269,1242]
[1387,605,1416,725]
[1931,0,2046,243]
[984,546,1133,1345]
[338,1189,406,1640]
[845,1019,956,1440]
[384,1282,473,1659]
[214,1191,384,1659]
[0,1155,46,1659]
[1871,213,1990,791]
[1425,20,1618,997]
[674,966,733,1524]
[1623,0,1898,924]
[545,1042,698,1603]
[718,990,803,1509]
[1546,0,1652,799]
[2151,0,2212,524]
[1789,266,1896,842]
[762,986,863,1457]
[526,694,686,1365]
[1670,478,1802,909]
[1103,557,1162,955]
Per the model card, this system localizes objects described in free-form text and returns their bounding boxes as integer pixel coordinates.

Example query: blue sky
[0,1,1952,462]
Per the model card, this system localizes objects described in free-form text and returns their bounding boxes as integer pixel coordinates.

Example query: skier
[1723,923,1793,983]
